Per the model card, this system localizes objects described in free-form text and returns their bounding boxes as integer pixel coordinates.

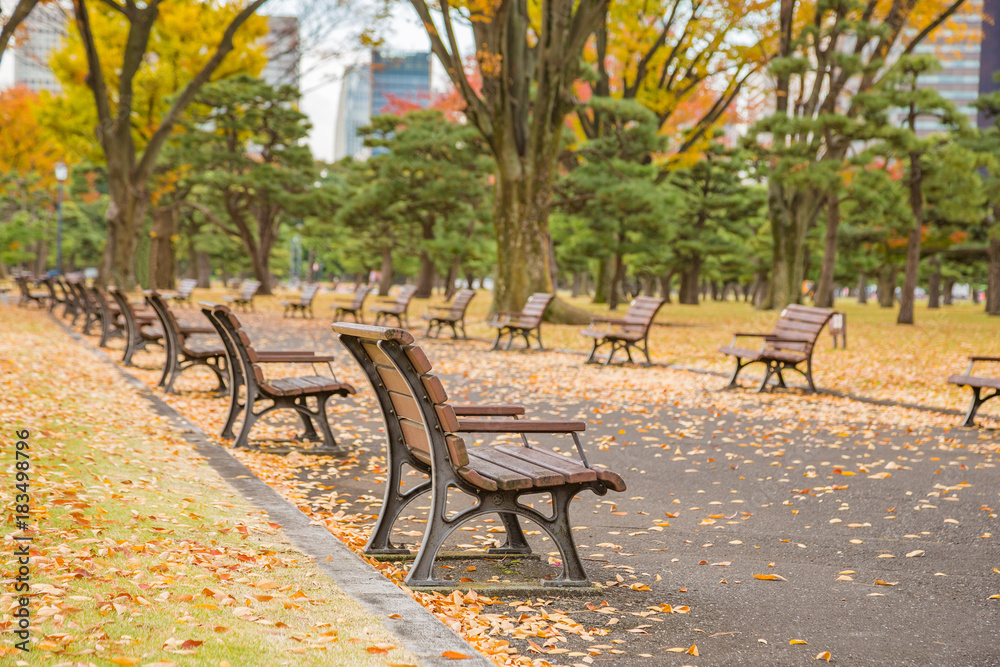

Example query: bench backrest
[238,280,261,300]
[769,304,835,356]
[333,323,470,474]
[177,279,198,297]
[89,285,116,322]
[209,304,270,390]
[622,296,666,335]
[108,287,142,340]
[517,292,554,326]
[15,275,33,298]
[298,282,319,304]
[145,291,183,349]
[200,301,243,384]
[348,284,372,309]
[390,284,418,307]
[446,289,476,318]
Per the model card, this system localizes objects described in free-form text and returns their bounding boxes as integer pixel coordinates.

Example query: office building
[261,15,300,89]
[332,50,432,160]
[13,2,66,93]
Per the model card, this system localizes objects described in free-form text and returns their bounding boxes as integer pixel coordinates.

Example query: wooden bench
[281,283,319,318]
[89,286,126,348]
[719,304,836,393]
[580,296,665,365]
[42,277,68,313]
[57,276,82,323]
[370,284,418,327]
[332,322,625,588]
[948,357,1000,426]
[208,303,355,450]
[222,279,261,312]
[487,292,554,351]
[146,292,227,394]
[163,278,198,307]
[421,288,476,339]
[109,287,163,366]
[15,275,47,309]
[331,284,372,323]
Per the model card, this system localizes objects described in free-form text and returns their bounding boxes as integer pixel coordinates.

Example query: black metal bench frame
[422,289,476,339]
[209,303,354,451]
[146,292,227,394]
[16,276,48,309]
[948,357,1000,427]
[333,322,625,588]
[89,286,124,348]
[109,288,162,366]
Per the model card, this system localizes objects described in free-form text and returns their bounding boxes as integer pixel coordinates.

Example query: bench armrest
[456,419,585,433]
[452,404,526,416]
[969,356,1000,362]
[179,325,216,335]
[732,332,769,338]
[590,316,628,325]
[255,351,334,364]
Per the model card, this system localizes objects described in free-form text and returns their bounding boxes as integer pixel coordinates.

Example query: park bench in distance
[146,292,227,394]
[208,303,355,451]
[487,292,554,351]
[42,277,69,313]
[222,279,261,312]
[580,295,665,366]
[281,282,319,318]
[719,304,836,393]
[58,276,82,323]
[331,284,372,323]
[163,278,198,307]
[948,357,1000,426]
[332,322,625,588]
[89,286,126,348]
[109,287,163,366]
[370,284,418,327]
[421,288,476,338]
[15,275,48,309]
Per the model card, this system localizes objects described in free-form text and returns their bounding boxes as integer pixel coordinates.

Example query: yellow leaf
[988,594,1000,599]
[754,574,787,581]
[815,651,832,661]
[109,659,139,666]
[790,639,810,645]
[874,580,898,586]
[905,550,924,558]
[687,644,699,656]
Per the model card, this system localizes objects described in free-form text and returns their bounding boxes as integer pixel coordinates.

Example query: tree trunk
[973,284,981,304]
[415,219,435,298]
[643,274,656,296]
[927,255,941,309]
[943,277,955,305]
[660,270,673,303]
[444,256,460,301]
[857,272,868,304]
[100,184,148,288]
[987,237,1000,315]
[678,257,701,305]
[195,251,211,288]
[897,149,923,325]
[609,252,625,310]
[814,191,840,308]
[878,266,897,308]
[149,204,177,291]
[571,271,584,298]
[378,247,394,295]
[593,257,612,304]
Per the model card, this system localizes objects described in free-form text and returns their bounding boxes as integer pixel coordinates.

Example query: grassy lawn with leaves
[0,308,417,667]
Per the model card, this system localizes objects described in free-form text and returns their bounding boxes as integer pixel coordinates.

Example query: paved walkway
[81,309,1000,665]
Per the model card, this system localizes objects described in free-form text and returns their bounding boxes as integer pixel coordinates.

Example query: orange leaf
[687,644,699,656]
[754,574,787,581]
[442,650,471,659]
[109,659,140,666]
[815,651,832,661]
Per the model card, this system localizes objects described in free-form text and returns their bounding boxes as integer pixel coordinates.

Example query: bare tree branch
[0,0,41,66]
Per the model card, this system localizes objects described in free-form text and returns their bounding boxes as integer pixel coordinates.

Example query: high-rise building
[261,16,300,89]
[979,0,1000,126]
[333,65,372,161]
[13,2,66,93]
[371,50,432,114]
[332,50,432,161]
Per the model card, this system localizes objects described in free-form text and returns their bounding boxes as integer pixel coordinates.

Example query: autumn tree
[171,76,318,295]
[48,0,270,287]
[409,0,608,322]
[747,0,967,310]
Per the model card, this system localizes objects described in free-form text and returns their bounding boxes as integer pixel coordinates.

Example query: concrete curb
[50,315,492,667]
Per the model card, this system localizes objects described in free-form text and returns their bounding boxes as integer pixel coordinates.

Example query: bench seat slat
[468,448,568,487]
[948,374,1000,390]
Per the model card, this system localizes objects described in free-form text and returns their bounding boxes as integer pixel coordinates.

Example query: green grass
[0,310,417,667]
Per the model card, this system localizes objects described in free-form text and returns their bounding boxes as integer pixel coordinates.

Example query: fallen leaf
[790,639,810,645]
[815,651,832,661]
[754,574,787,581]
[442,651,471,660]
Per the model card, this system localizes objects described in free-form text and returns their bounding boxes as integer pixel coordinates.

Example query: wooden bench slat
[468,448,569,487]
